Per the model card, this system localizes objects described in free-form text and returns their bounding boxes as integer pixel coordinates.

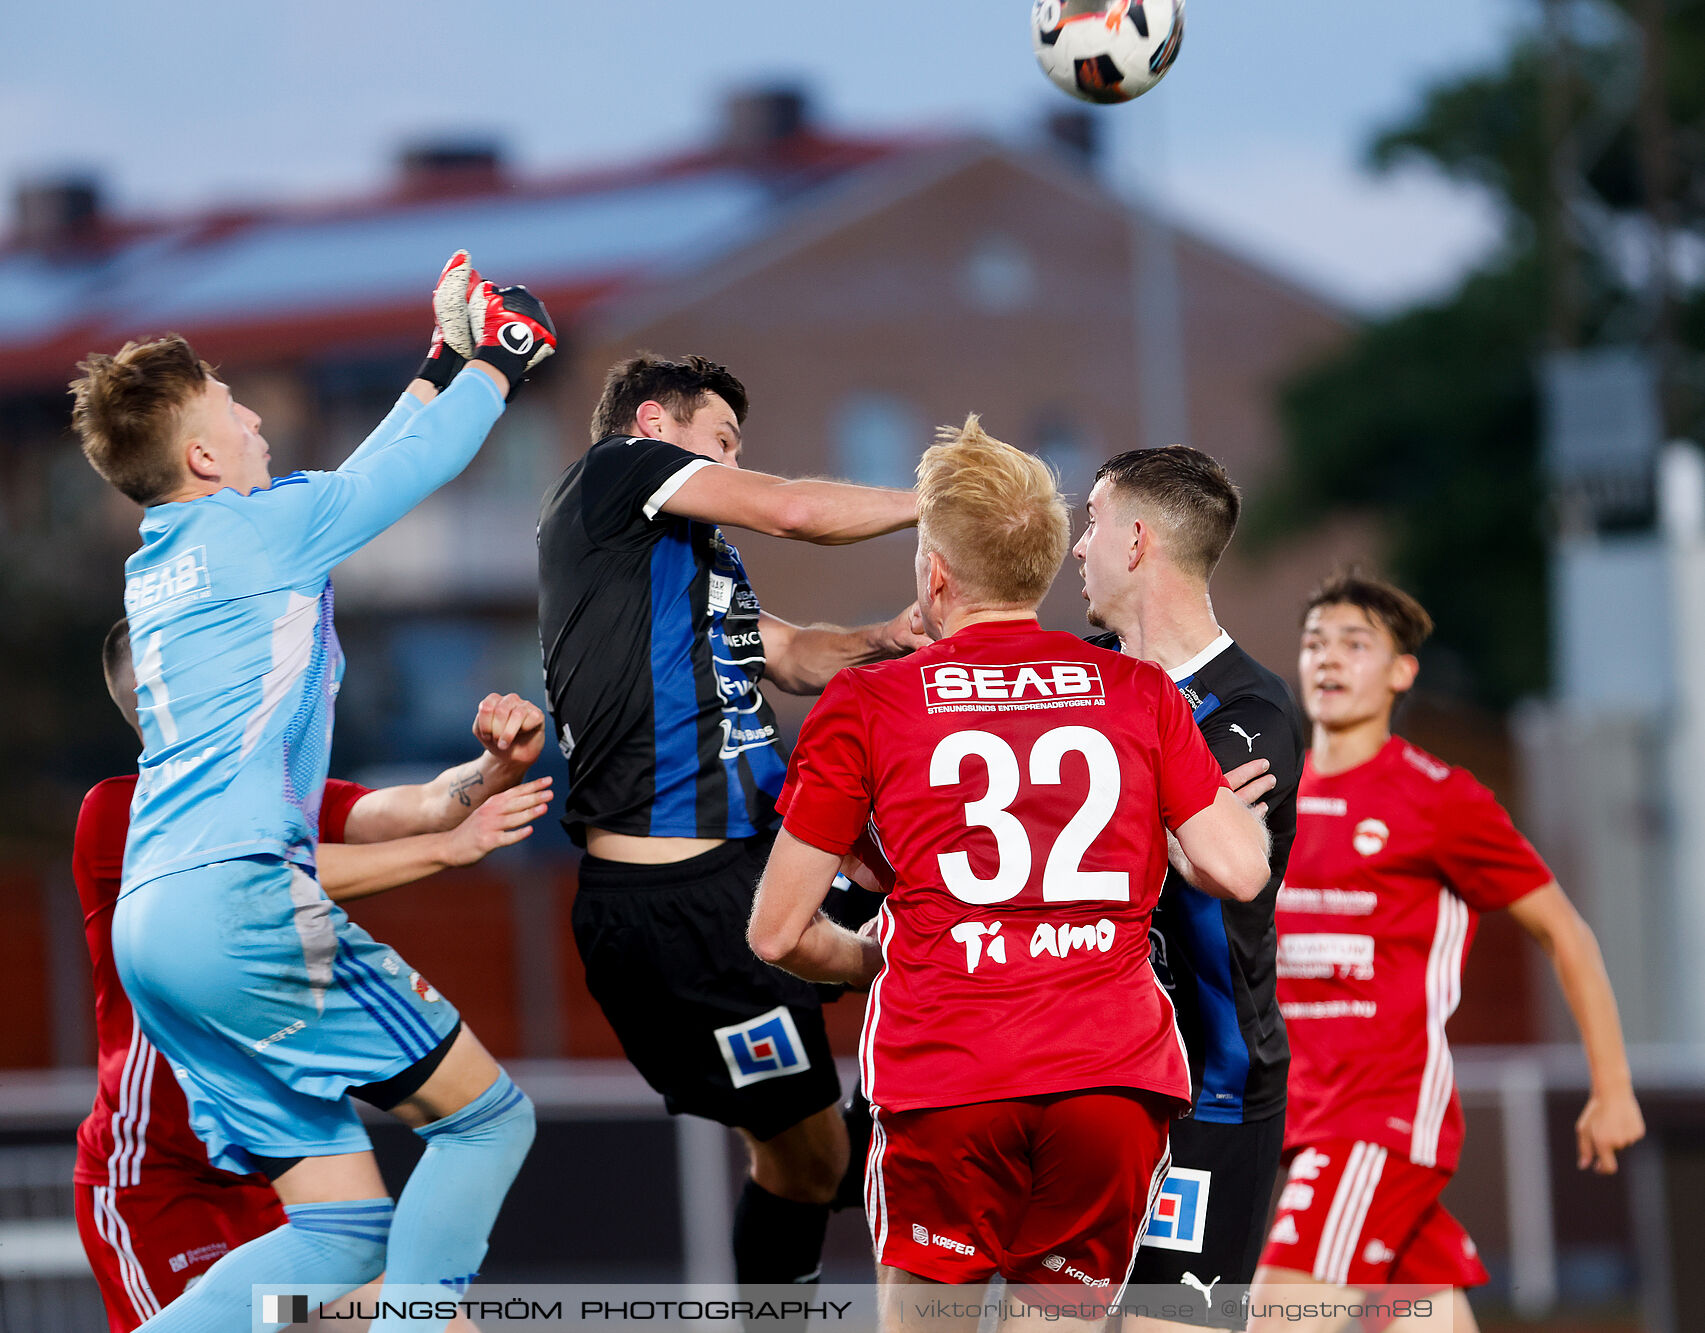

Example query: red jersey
[72,775,371,1187]
[1277,737,1551,1171]
[778,619,1227,1115]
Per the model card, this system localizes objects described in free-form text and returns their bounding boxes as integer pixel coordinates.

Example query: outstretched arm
[338,388,430,470]
[343,694,549,842]
[1507,883,1646,1173]
[661,466,916,544]
[320,777,552,902]
[278,272,562,577]
[343,249,512,464]
[748,830,882,987]
[285,366,506,577]
[758,608,928,695]
[339,251,473,467]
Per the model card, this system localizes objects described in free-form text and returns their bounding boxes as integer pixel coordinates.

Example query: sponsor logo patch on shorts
[168,1242,228,1274]
[908,1222,975,1256]
[1044,1254,1108,1286]
[1289,1146,1332,1180]
[1143,1166,1211,1253]
[1363,1239,1397,1265]
[714,1006,809,1088]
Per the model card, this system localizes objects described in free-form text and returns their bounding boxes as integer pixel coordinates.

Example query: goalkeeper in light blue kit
[71,253,556,1333]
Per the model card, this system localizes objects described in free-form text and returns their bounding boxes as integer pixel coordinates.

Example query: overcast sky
[7,0,1532,312]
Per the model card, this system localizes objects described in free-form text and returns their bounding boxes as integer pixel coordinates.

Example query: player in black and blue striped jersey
[537,353,923,1292]
[1077,445,1306,1332]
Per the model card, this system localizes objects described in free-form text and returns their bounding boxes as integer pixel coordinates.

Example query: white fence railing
[2,1047,1701,1327]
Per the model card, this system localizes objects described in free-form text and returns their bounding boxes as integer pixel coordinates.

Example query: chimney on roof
[396,140,505,197]
[722,87,811,153]
[14,176,102,249]
[1044,109,1100,172]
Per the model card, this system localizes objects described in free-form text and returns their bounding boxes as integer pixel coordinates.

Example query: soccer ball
[1030,0,1186,105]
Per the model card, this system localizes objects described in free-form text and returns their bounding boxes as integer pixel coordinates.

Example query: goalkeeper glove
[416,249,480,390]
[467,280,557,399]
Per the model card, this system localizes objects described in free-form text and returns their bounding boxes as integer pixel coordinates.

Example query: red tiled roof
[0,131,921,395]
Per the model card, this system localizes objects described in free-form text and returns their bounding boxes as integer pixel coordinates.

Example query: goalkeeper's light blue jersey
[118,369,505,893]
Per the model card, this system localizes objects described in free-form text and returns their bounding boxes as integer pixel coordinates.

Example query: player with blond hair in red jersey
[749,417,1270,1332]
[74,619,551,1332]
[1250,573,1646,1333]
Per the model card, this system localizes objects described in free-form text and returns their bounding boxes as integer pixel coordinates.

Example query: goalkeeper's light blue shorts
[113,855,461,1173]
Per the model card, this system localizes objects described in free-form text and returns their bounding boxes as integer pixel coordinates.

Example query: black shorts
[1128,1110,1285,1328]
[572,833,842,1141]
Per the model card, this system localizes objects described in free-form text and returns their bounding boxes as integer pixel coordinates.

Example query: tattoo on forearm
[450,772,485,807]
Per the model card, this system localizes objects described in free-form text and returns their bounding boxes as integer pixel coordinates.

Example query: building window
[832,393,925,489]
[1032,411,1098,501]
[48,448,106,534]
[959,234,1037,314]
[334,616,544,777]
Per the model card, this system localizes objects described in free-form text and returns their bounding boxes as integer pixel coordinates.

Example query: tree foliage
[1265,0,1705,706]
[1271,261,1548,704]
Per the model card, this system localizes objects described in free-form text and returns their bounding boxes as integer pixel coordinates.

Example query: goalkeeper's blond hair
[71,335,214,505]
[916,415,1070,607]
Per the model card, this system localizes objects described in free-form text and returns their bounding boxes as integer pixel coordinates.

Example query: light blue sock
[368,1072,536,1332]
[135,1198,392,1331]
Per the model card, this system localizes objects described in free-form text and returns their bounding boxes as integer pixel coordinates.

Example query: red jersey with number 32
[1277,738,1551,1171]
[778,619,1227,1115]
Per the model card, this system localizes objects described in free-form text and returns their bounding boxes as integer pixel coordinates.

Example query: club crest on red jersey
[1352,818,1390,856]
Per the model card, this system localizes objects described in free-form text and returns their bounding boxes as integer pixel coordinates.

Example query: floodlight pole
[1634,0,1678,430]
[1540,0,1582,351]
[1661,442,1705,1045]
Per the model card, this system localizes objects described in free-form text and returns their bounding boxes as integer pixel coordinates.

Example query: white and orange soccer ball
[1030,0,1186,104]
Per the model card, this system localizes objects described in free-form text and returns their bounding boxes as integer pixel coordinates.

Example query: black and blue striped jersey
[538,435,787,846]
[1090,630,1304,1123]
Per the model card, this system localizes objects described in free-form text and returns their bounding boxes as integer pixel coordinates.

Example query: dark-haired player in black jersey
[538,353,922,1289]
[1075,446,1306,1332]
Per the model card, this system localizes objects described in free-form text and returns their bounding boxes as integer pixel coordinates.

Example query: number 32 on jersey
[930,724,1127,905]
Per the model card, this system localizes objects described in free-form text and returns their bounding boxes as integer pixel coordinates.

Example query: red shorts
[75,1174,286,1332]
[1258,1140,1488,1290]
[866,1089,1172,1292]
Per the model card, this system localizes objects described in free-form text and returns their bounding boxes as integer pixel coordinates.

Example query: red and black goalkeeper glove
[416,249,480,390]
[467,280,557,399]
